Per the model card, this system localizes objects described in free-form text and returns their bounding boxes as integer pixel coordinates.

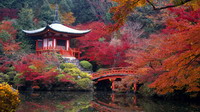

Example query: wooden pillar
[47,38,49,49]
[66,40,69,51]
[42,39,44,49]
[55,39,57,49]
[52,38,54,49]
[35,40,38,50]
[110,78,116,91]
[35,40,38,55]
[112,81,115,90]
[133,83,137,93]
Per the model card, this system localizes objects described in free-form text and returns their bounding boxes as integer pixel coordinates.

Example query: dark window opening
[57,39,66,50]
[38,40,43,48]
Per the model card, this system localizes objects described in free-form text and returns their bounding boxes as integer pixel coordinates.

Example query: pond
[16,91,200,112]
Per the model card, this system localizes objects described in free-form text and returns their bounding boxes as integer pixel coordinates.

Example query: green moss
[80,60,93,71]
[76,78,92,90]
[60,63,76,70]
[79,72,90,78]
[64,68,81,74]
[59,62,92,90]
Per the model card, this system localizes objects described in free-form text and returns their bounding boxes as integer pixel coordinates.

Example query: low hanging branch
[146,0,193,10]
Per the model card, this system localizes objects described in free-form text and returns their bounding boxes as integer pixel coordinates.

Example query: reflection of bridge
[91,93,143,112]
[91,67,138,91]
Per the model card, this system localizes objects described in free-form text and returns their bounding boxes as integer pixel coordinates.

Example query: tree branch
[146,0,193,10]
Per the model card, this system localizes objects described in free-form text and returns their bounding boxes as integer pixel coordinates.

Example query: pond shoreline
[18,89,200,103]
[16,91,200,112]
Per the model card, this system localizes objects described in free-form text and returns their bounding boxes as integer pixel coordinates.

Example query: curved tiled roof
[23,23,90,35]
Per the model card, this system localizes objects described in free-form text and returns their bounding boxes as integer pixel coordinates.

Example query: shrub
[76,78,92,90]
[138,83,155,97]
[13,73,24,86]
[79,72,91,78]
[0,83,20,112]
[60,63,76,70]
[56,74,65,80]
[63,67,81,74]
[80,60,93,71]
[58,62,92,90]
[0,73,9,83]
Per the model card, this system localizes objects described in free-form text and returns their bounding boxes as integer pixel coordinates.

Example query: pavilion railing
[36,46,81,58]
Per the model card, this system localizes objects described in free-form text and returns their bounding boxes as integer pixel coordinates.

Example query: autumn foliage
[0,83,20,112]
[76,22,130,67]
[110,0,200,30]
[0,21,21,55]
[14,53,73,87]
[148,8,200,95]
[126,8,200,95]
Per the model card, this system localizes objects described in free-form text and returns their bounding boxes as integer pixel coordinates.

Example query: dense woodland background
[0,0,199,98]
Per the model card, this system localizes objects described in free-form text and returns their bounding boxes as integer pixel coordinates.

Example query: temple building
[23,5,90,59]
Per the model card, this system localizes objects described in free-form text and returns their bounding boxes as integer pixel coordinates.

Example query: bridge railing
[92,67,135,79]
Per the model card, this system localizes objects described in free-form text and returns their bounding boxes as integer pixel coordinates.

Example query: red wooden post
[110,78,116,91]
[134,83,137,93]
[111,81,115,90]
[52,38,54,49]
[35,40,38,50]
[42,38,44,49]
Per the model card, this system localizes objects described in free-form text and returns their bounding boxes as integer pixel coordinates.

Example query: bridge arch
[91,67,138,91]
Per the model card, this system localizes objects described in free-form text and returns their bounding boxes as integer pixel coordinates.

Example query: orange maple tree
[61,12,76,25]
[148,8,200,95]
[126,8,200,95]
[110,0,200,30]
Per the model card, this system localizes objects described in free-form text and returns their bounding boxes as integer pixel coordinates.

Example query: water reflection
[16,91,200,112]
[92,92,143,112]
[16,91,94,112]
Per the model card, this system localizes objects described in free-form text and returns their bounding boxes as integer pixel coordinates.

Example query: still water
[16,91,200,112]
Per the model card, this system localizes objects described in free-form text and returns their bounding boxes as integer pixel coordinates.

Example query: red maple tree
[0,21,21,55]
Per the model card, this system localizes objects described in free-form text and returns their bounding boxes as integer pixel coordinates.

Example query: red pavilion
[23,5,90,59]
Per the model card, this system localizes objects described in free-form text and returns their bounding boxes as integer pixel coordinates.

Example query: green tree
[16,7,35,53]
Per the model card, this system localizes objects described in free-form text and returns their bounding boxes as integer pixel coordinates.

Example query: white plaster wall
[48,39,52,47]
[43,39,47,47]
